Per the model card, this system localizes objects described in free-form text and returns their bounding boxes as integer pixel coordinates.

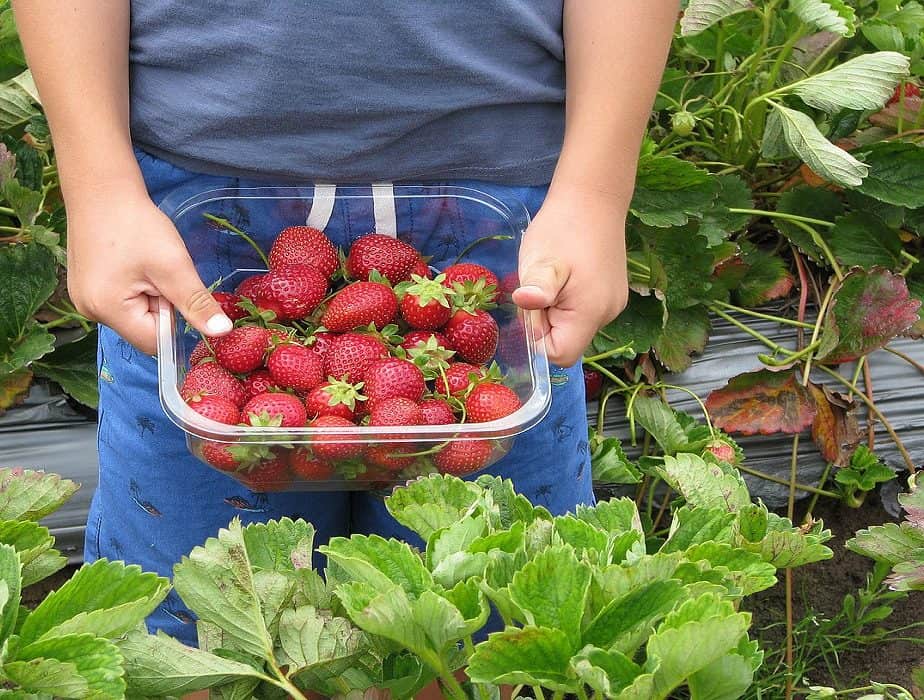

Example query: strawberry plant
[111,472,832,700]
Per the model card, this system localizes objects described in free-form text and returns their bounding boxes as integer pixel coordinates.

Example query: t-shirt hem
[133,143,558,187]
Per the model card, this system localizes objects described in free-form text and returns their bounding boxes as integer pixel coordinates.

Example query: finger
[152,255,233,338]
[512,258,569,310]
[109,293,159,356]
[542,310,598,368]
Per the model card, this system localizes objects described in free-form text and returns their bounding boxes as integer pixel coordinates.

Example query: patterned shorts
[85,148,594,644]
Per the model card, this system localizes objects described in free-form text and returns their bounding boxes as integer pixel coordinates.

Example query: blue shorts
[85,149,593,644]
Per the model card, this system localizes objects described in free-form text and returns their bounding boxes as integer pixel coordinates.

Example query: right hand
[67,189,233,355]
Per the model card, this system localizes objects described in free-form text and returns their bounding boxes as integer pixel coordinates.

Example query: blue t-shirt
[129,2,565,185]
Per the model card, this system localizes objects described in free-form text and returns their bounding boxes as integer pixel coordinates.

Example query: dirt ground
[744,491,924,694]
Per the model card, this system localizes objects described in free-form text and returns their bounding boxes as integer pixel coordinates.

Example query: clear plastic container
[156,185,550,491]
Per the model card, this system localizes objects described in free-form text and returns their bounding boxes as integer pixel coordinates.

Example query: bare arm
[12,1,231,353]
[513,0,678,366]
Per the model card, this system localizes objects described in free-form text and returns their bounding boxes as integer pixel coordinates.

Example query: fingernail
[206,314,233,335]
[517,285,545,296]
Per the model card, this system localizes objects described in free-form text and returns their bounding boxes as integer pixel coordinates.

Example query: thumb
[155,257,233,338]
[512,258,568,310]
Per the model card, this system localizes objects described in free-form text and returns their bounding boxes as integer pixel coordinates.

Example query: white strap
[372,182,397,238]
[306,183,337,230]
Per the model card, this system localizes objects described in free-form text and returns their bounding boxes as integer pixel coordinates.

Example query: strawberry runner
[86,147,593,645]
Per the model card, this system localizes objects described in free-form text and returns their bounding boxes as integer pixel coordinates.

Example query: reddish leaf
[705,369,816,436]
[0,369,32,413]
[817,267,922,365]
[808,382,861,467]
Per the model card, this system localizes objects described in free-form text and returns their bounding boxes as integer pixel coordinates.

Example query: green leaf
[592,553,684,604]
[2,180,42,227]
[632,395,689,456]
[1,656,89,698]
[0,244,57,357]
[0,520,64,588]
[679,0,754,36]
[118,629,268,697]
[683,542,777,595]
[571,646,642,697]
[173,518,274,660]
[743,514,834,567]
[827,213,903,269]
[592,293,665,357]
[847,522,924,566]
[646,600,751,698]
[687,650,759,700]
[0,73,38,131]
[11,633,125,699]
[698,175,754,246]
[861,19,906,51]
[241,517,314,573]
[734,243,794,307]
[788,0,856,34]
[631,155,719,227]
[508,546,591,648]
[662,507,737,552]
[817,267,921,364]
[763,104,868,187]
[705,369,817,436]
[589,432,641,485]
[775,186,844,263]
[638,224,715,309]
[0,322,55,376]
[0,469,78,522]
[468,626,575,692]
[320,535,432,598]
[384,475,481,541]
[659,454,752,512]
[575,498,643,538]
[32,332,99,410]
[20,550,66,589]
[18,560,169,644]
[854,142,924,208]
[653,305,710,373]
[583,580,686,650]
[428,514,487,571]
[553,516,610,560]
[0,544,21,645]
[790,52,908,113]
[474,474,548,530]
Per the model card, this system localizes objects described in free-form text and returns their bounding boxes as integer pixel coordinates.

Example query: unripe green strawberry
[671,110,696,137]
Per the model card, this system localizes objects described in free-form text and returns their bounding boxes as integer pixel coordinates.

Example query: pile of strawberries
[180,225,523,491]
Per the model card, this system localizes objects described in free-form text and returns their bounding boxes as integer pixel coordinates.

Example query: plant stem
[659,383,714,434]
[710,307,787,353]
[710,300,815,329]
[737,463,839,498]
[817,365,916,473]
[0,206,15,216]
[202,213,270,267]
[586,361,630,390]
[452,234,514,265]
[577,686,591,700]
[437,661,470,700]
[804,460,835,517]
[759,341,820,367]
[0,225,22,234]
[784,432,799,700]
[583,344,635,364]
[884,346,924,375]
[726,207,834,229]
[532,685,547,700]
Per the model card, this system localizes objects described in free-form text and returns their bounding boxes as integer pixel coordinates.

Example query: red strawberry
[186,394,241,425]
[364,358,426,403]
[444,309,498,365]
[212,291,248,321]
[324,332,389,383]
[320,281,397,331]
[887,82,921,105]
[400,334,455,380]
[434,362,484,397]
[410,258,431,279]
[201,441,272,472]
[234,273,267,299]
[419,398,456,425]
[304,379,365,420]
[434,440,493,475]
[289,448,335,480]
[188,339,215,366]
[308,331,337,363]
[398,275,452,330]
[310,415,364,461]
[704,438,740,464]
[346,234,419,284]
[583,368,603,401]
[268,226,339,278]
[401,330,453,352]
[267,343,324,391]
[465,384,521,423]
[242,369,279,402]
[243,391,307,428]
[366,445,415,472]
[253,264,328,321]
[239,455,291,492]
[215,326,272,374]
[181,362,245,406]
[369,396,423,427]
[441,262,500,303]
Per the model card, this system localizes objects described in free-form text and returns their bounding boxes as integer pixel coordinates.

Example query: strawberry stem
[451,234,514,266]
[203,213,270,268]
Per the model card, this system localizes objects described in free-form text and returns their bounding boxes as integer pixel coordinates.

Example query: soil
[20,563,79,608]
[743,491,924,695]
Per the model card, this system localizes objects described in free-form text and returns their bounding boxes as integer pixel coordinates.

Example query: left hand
[512,187,629,367]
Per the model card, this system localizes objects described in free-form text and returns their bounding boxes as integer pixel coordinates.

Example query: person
[13,0,678,648]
